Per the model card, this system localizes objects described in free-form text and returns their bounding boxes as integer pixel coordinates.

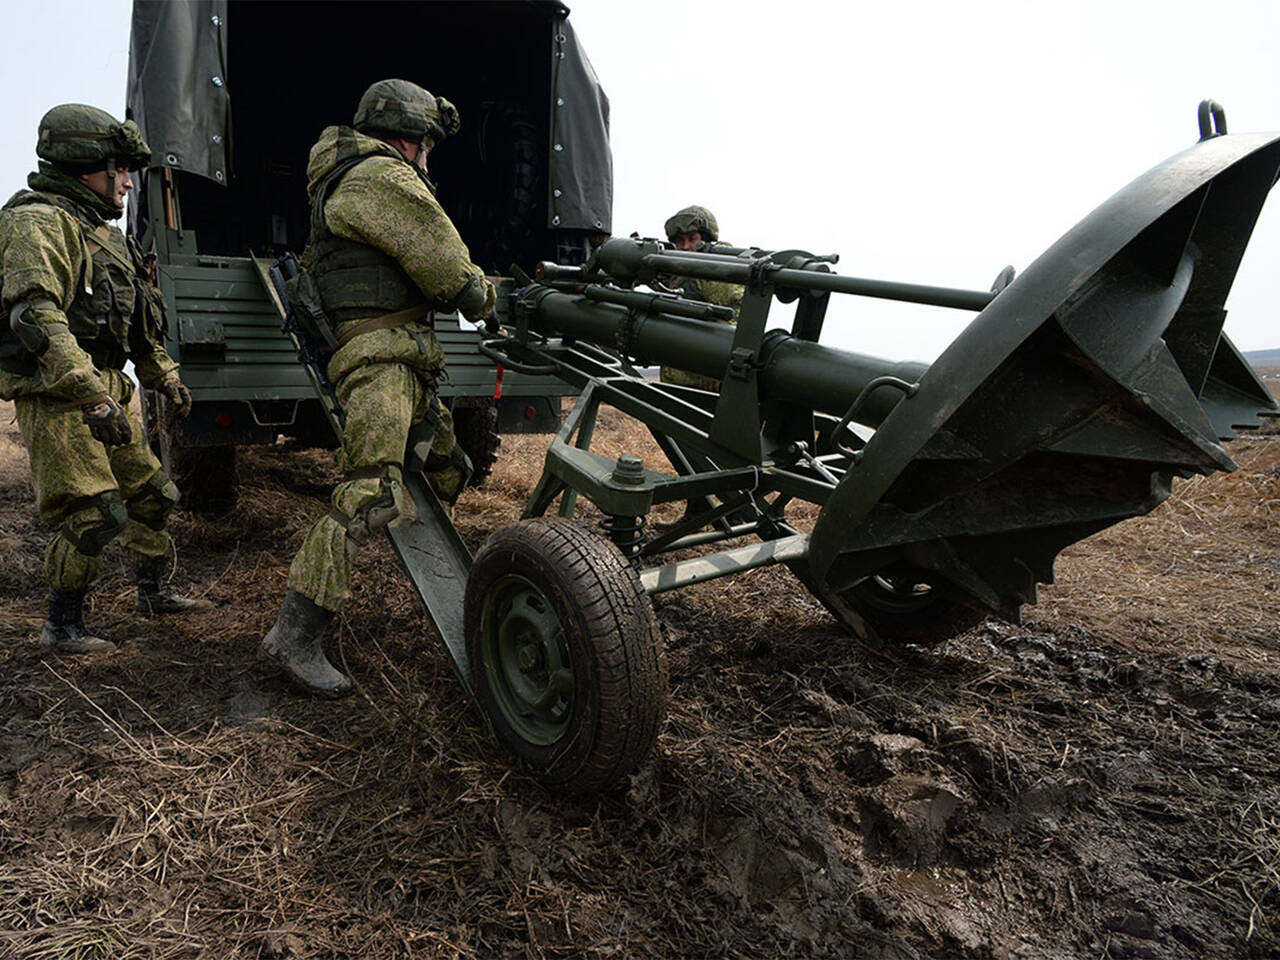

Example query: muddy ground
[1,394,1278,959]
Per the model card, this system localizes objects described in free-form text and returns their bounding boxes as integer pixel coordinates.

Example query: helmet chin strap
[105,157,121,209]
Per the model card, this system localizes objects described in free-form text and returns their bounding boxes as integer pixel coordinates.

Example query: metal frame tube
[641,252,995,311]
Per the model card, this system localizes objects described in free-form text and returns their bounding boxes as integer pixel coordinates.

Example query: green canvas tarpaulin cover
[548,19,612,233]
[127,0,231,185]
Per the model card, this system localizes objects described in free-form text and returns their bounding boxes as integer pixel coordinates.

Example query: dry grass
[0,399,1279,958]
[1037,434,1280,660]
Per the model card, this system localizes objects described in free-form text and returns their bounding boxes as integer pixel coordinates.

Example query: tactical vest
[0,192,150,374]
[308,155,429,325]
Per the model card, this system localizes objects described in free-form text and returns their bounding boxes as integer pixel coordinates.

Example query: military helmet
[665,205,719,243]
[353,79,460,145]
[36,104,151,172]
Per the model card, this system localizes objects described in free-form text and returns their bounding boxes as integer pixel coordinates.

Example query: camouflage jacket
[0,177,176,403]
[303,126,493,384]
[306,126,490,320]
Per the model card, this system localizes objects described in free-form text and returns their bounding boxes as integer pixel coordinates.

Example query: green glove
[454,274,497,323]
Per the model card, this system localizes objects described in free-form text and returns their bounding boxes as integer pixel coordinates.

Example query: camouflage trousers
[287,360,462,612]
[14,369,176,591]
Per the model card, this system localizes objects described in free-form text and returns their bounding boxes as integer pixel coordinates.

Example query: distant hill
[1245,349,1280,368]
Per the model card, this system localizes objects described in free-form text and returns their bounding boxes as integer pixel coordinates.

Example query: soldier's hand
[82,398,132,446]
[484,306,501,335]
[455,274,497,324]
[158,376,192,417]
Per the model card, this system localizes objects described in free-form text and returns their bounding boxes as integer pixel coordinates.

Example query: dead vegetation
[1,398,1279,958]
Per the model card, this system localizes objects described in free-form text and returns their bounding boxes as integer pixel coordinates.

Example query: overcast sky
[2,0,1276,363]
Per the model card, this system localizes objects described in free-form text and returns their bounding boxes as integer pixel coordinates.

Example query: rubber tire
[811,570,988,648]
[141,388,239,513]
[451,398,501,487]
[465,518,667,792]
[171,445,240,514]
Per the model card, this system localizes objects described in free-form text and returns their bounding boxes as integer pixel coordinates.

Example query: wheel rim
[480,574,574,745]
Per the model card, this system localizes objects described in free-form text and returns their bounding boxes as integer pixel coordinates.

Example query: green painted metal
[152,232,571,426]
[639,534,811,594]
[510,283,930,428]
[597,240,997,312]
[482,125,1280,638]
[475,573,575,744]
[390,434,476,695]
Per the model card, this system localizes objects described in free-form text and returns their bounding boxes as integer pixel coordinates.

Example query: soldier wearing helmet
[0,104,209,655]
[260,79,496,698]
[664,205,719,252]
[659,205,744,391]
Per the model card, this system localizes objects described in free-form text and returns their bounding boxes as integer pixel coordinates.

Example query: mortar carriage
[387,104,1275,792]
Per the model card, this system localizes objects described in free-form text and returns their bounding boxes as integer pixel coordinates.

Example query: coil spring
[600,514,646,560]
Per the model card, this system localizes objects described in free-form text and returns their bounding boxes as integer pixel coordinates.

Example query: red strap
[493,364,505,399]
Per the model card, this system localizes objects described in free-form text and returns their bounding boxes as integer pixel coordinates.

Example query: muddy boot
[260,589,352,698]
[40,588,117,655]
[134,556,214,614]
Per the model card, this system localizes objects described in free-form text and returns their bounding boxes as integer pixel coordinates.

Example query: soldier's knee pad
[65,491,129,556]
[127,472,180,530]
[332,466,402,546]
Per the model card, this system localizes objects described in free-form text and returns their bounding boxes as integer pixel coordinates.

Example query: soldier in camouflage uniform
[261,79,496,698]
[659,205,744,391]
[0,104,210,656]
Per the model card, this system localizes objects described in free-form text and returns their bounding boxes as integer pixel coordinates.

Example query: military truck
[125,0,610,507]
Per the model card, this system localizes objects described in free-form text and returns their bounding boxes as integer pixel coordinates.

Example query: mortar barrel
[529,131,1280,625]
[518,285,926,427]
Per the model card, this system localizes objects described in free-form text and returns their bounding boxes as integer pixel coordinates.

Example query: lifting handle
[1198,100,1227,141]
[831,375,920,458]
[478,338,559,375]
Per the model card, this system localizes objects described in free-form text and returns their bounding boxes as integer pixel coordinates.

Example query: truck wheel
[810,569,988,647]
[171,445,240,513]
[465,518,667,792]
[451,398,501,487]
[141,389,239,513]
